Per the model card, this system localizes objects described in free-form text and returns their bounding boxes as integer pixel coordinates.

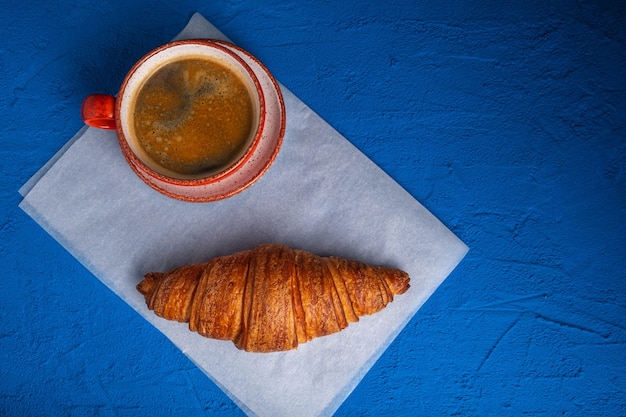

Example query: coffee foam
[143,60,241,133]
[118,43,261,180]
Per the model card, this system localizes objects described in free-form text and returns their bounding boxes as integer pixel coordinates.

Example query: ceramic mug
[81,39,285,202]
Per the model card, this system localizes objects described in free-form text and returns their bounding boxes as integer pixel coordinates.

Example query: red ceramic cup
[82,39,284,202]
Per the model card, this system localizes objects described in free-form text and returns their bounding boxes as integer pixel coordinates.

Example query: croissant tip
[137,272,163,301]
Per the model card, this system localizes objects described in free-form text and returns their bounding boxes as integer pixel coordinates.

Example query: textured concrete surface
[2,1,625,416]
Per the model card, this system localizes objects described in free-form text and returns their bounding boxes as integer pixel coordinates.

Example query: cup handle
[81,94,117,130]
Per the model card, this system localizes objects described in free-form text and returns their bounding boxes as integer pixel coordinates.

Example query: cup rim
[115,39,267,187]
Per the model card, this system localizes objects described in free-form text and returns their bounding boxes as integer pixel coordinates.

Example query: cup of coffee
[82,39,284,202]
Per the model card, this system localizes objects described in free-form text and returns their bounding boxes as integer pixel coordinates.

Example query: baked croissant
[137,243,410,352]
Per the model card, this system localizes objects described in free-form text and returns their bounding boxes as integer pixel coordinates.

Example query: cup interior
[117,41,264,182]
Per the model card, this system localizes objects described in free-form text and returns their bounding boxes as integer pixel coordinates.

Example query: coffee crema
[131,56,256,177]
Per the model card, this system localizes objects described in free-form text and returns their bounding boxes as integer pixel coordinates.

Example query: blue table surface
[2,1,625,416]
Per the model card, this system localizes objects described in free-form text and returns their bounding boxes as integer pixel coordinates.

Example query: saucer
[134,42,286,202]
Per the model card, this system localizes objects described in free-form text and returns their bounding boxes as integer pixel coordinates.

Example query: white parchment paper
[19,13,468,417]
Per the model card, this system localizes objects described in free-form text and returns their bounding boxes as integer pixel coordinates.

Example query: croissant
[137,243,410,352]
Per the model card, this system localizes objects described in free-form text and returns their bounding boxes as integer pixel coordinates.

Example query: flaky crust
[137,244,410,352]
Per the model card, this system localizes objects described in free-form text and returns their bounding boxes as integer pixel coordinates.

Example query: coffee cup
[82,39,284,202]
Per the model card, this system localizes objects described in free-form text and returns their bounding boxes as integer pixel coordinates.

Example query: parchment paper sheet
[19,13,468,417]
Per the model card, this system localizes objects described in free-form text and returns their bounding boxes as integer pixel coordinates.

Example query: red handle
[81,94,117,130]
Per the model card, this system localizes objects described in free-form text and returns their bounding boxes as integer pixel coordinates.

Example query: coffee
[130,56,256,177]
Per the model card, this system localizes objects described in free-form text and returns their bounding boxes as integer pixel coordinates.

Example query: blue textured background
[2,1,625,416]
